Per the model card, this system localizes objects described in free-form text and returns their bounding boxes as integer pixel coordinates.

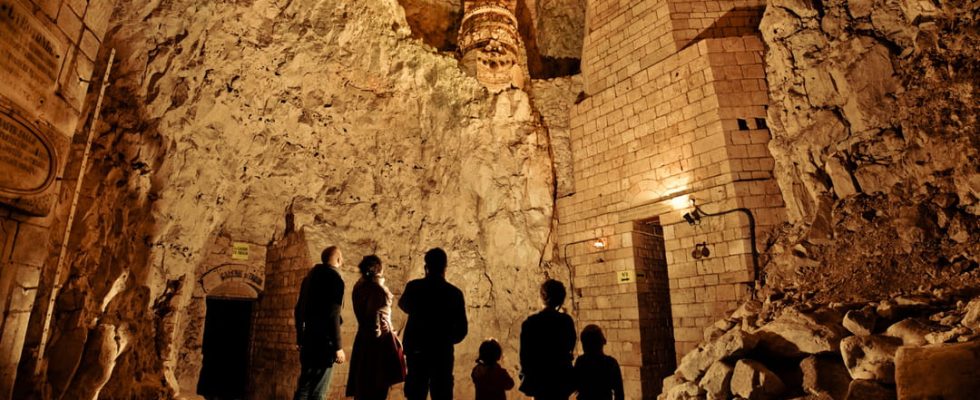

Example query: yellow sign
[617,270,635,284]
[231,242,250,260]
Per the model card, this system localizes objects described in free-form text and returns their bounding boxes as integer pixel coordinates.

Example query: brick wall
[0,1,115,398]
[558,1,786,397]
[248,229,310,399]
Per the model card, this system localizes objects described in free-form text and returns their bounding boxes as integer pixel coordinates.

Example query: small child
[472,338,515,400]
[574,325,624,400]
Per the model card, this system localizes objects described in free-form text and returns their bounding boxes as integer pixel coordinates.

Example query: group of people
[293,246,624,400]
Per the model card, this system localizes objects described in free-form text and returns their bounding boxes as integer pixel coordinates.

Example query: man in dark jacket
[399,248,468,400]
[293,246,346,400]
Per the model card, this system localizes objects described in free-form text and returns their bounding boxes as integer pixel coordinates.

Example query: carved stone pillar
[457,0,529,92]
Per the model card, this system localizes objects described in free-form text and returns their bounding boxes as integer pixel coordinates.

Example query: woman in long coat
[346,255,397,400]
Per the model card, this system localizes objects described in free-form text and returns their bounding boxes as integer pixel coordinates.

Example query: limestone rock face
[33,0,573,398]
[760,0,980,301]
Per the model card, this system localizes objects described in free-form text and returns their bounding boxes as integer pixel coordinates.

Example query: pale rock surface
[731,359,787,400]
[895,341,980,400]
[757,309,848,357]
[699,361,734,400]
[884,318,932,346]
[839,335,901,383]
[843,309,877,336]
[677,327,759,381]
[962,297,980,329]
[34,0,573,398]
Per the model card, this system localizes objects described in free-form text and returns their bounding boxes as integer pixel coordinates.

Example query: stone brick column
[558,0,785,397]
[0,0,115,398]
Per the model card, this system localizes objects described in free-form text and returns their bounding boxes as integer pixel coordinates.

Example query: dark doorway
[633,219,676,398]
[197,297,253,400]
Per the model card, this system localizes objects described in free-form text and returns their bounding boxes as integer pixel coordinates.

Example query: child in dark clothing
[574,325,624,400]
[472,339,515,400]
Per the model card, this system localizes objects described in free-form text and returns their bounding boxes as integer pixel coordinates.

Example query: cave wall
[8,0,582,398]
[760,0,980,300]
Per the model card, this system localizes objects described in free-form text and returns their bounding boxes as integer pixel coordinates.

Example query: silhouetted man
[519,279,576,400]
[399,248,468,400]
[293,246,346,400]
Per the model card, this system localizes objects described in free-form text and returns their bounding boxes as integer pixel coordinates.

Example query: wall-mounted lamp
[691,242,711,259]
[592,238,607,249]
[679,197,762,299]
[682,209,702,225]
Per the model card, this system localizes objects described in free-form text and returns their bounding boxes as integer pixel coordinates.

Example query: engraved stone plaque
[0,103,60,215]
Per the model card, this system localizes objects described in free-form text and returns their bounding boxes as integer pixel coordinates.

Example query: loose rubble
[658,288,980,399]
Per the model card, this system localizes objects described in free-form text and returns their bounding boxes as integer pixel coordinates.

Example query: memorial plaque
[0,110,55,194]
[0,103,60,216]
[0,0,65,113]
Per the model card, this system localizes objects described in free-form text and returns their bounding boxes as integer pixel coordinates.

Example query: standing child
[574,325,624,400]
[472,339,515,400]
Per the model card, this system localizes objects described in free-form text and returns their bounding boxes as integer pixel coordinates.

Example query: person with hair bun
[346,255,399,400]
[519,279,576,400]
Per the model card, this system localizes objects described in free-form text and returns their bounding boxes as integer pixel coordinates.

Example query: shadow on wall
[679,6,767,51]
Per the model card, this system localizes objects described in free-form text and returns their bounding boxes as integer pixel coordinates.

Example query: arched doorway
[196,265,264,400]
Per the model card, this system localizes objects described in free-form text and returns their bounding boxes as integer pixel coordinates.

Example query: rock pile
[659,288,980,400]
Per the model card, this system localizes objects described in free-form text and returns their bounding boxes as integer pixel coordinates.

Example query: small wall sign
[617,270,635,284]
[231,242,250,260]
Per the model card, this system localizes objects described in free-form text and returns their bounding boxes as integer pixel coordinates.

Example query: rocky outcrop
[30,0,578,398]
[761,0,980,301]
[658,288,980,400]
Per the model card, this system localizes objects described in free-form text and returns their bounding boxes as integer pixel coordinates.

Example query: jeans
[293,365,334,400]
[404,350,454,400]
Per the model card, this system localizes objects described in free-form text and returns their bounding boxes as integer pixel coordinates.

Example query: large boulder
[800,355,852,400]
[731,359,787,400]
[895,341,980,400]
[758,309,848,357]
[700,361,734,400]
[840,335,902,383]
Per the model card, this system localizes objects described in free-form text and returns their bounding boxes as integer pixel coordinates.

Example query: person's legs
[429,351,454,400]
[404,351,430,400]
[293,366,328,400]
